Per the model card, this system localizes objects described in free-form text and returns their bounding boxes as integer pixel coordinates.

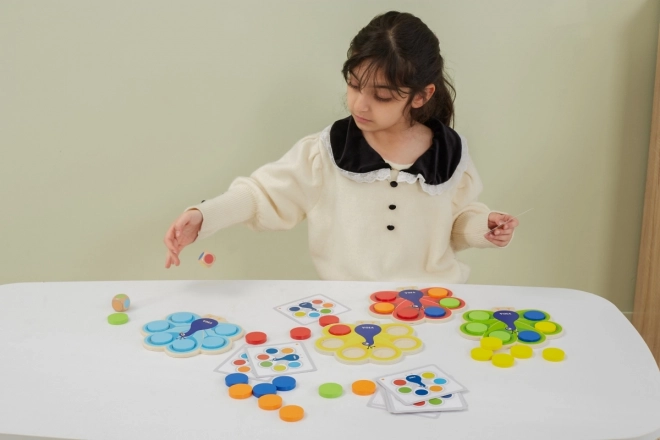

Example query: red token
[245,331,267,345]
[396,307,421,320]
[319,315,340,327]
[328,324,352,336]
[203,254,215,264]
[373,291,398,302]
[290,327,311,340]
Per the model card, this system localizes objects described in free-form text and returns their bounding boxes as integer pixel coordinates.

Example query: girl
[163,11,518,282]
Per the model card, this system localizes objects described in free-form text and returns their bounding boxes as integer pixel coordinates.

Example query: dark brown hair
[342,11,456,127]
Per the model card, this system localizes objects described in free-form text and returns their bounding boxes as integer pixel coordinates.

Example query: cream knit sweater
[188,120,503,282]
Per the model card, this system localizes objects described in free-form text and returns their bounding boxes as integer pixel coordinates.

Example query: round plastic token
[279,405,304,422]
[229,383,252,399]
[272,376,297,391]
[510,345,533,359]
[373,303,395,314]
[523,310,546,321]
[439,298,461,309]
[492,353,515,368]
[374,291,398,302]
[107,313,128,325]
[489,330,512,343]
[258,394,283,410]
[397,307,421,320]
[535,322,557,333]
[319,382,343,398]
[471,347,493,361]
[465,322,488,335]
[427,288,449,298]
[319,315,340,327]
[245,331,267,345]
[468,311,490,321]
[424,307,446,318]
[542,347,565,362]
[480,336,503,351]
[328,324,351,336]
[225,373,249,387]
[518,331,541,343]
[252,383,278,398]
[290,327,311,340]
[352,380,376,396]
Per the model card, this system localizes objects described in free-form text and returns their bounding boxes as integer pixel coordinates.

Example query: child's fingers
[163,225,179,254]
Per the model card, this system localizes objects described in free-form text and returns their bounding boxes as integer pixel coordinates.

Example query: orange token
[352,380,377,396]
[373,303,395,314]
[258,394,283,410]
[427,288,449,298]
[228,383,252,399]
[279,404,304,422]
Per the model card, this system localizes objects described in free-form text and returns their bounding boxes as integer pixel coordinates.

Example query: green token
[465,322,488,335]
[468,311,490,321]
[439,298,461,309]
[318,382,343,398]
[107,313,129,325]
[490,330,512,342]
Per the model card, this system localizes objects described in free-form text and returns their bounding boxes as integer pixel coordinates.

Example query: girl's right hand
[164,209,203,268]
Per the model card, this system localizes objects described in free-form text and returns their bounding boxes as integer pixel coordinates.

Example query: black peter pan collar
[328,116,463,186]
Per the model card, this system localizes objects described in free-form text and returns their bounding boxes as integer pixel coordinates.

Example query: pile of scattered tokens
[225,373,304,422]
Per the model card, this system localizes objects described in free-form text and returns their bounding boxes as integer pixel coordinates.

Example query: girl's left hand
[485,212,519,247]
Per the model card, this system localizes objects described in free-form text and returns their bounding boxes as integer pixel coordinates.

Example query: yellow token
[258,394,283,410]
[510,345,533,359]
[471,347,493,361]
[542,347,565,362]
[481,336,503,351]
[535,322,557,333]
[279,405,305,422]
[374,302,395,314]
[228,383,252,399]
[427,288,449,298]
[492,353,515,368]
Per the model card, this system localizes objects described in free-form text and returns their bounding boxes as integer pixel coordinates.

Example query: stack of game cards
[214,342,316,381]
[368,364,468,417]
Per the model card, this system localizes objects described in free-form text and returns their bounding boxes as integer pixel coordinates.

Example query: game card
[213,345,263,381]
[244,342,316,378]
[368,389,440,418]
[377,364,467,405]
[381,386,466,414]
[275,295,350,325]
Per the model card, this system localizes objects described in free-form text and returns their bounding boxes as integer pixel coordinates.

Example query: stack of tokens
[223,373,304,422]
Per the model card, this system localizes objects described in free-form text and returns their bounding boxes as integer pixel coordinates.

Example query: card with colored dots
[275,295,349,325]
[381,386,467,414]
[368,389,440,418]
[377,365,467,405]
[244,342,316,378]
[213,345,264,382]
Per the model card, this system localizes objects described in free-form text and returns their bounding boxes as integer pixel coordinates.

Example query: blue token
[272,376,296,391]
[225,373,249,387]
[170,312,195,324]
[171,339,196,352]
[518,330,541,343]
[252,383,278,398]
[214,324,240,337]
[424,307,446,318]
[146,320,171,332]
[149,333,173,345]
[201,336,227,350]
[523,310,546,321]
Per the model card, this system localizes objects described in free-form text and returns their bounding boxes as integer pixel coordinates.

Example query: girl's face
[346,65,412,133]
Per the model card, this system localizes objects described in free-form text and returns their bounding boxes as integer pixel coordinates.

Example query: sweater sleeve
[185,134,324,240]
[450,156,501,252]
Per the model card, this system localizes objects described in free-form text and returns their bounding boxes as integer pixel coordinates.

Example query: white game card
[377,364,467,405]
[245,342,316,378]
[275,295,350,325]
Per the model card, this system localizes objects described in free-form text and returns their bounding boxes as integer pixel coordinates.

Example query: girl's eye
[347,82,359,89]
[375,95,392,102]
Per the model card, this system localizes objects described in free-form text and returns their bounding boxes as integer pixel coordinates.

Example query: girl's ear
[411,84,436,108]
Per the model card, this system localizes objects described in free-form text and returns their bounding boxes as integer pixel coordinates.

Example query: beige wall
[1,0,657,315]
